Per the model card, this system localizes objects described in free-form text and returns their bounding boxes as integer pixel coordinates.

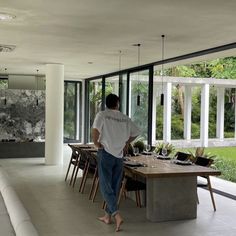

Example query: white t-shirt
[92,109,140,158]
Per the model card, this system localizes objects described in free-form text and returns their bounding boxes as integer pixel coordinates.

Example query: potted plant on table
[132,138,145,153]
[154,142,175,156]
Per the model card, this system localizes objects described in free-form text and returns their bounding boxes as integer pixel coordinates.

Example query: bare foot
[98,215,112,224]
[114,213,123,232]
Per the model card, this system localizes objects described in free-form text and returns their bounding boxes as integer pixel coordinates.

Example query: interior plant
[132,137,145,153]
[189,147,216,163]
[154,142,175,156]
[127,143,134,156]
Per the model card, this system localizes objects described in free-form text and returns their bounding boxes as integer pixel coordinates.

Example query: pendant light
[118,50,122,110]
[160,35,165,106]
[4,68,7,105]
[36,69,39,106]
[119,50,122,71]
[133,43,141,106]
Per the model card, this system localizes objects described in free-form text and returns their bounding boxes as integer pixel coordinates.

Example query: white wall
[8,75,45,90]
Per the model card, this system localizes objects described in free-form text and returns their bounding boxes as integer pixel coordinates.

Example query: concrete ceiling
[0,0,236,79]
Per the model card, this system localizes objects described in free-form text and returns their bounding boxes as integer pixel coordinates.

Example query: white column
[216,87,225,140]
[235,93,236,139]
[163,82,172,143]
[152,83,158,144]
[200,84,209,147]
[184,86,192,140]
[45,64,64,165]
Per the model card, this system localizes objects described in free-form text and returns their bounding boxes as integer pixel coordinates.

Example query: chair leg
[69,158,79,186]
[137,190,142,208]
[92,177,99,202]
[135,191,139,207]
[72,163,80,188]
[80,162,90,193]
[65,157,72,181]
[79,160,89,192]
[117,178,127,207]
[207,176,216,211]
[72,155,81,188]
[89,168,98,200]
[102,200,106,209]
[123,191,127,199]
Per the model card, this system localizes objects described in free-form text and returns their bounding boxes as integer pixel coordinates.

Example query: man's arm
[123,135,138,155]
[92,128,103,149]
[126,136,138,145]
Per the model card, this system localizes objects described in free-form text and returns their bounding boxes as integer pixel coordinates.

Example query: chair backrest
[195,156,213,167]
[195,147,205,157]
[174,152,191,161]
[88,153,97,167]
[68,144,80,160]
[123,167,146,191]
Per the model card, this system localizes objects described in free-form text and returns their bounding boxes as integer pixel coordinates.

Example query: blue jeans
[97,149,123,216]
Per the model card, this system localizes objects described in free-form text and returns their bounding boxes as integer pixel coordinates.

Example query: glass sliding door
[120,74,128,114]
[224,88,235,138]
[88,78,103,142]
[105,75,119,96]
[64,81,82,142]
[105,74,127,114]
[130,70,149,141]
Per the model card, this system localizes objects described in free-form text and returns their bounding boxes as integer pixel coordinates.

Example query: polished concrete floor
[0,148,236,236]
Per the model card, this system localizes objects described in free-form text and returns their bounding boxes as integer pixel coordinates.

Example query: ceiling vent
[0,44,16,52]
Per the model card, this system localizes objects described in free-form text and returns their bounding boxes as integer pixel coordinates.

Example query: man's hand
[92,128,103,149]
[123,142,129,156]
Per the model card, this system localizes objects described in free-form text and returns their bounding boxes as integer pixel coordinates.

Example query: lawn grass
[205,147,236,161]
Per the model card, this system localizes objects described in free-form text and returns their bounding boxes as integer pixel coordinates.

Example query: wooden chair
[118,167,146,208]
[79,152,97,194]
[65,144,81,186]
[65,144,89,191]
[195,156,216,211]
[174,151,192,161]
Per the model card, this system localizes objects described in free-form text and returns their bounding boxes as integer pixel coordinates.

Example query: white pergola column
[216,87,225,140]
[200,84,209,147]
[235,92,236,139]
[152,83,158,144]
[184,85,192,140]
[163,82,172,143]
[45,64,64,165]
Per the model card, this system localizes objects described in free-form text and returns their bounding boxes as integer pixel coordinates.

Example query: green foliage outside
[131,80,149,140]
[64,82,76,140]
[177,147,236,183]
[86,58,236,183]
[0,79,8,89]
[205,147,236,183]
[88,57,236,142]
[155,57,236,140]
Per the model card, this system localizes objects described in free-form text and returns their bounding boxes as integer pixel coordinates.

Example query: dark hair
[106,94,119,109]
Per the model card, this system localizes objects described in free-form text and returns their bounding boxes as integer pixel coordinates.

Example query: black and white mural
[0,89,45,142]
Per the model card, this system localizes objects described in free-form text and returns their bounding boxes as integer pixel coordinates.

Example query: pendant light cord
[161,35,165,92]
[4,68,7,105]
[132,43,141,106]
[138,44,141,95]
[119,50,122,71]
[36,69,39,106]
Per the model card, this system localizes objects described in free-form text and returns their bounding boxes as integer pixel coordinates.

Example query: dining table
[70,145,221,222]
[123,154,221,222]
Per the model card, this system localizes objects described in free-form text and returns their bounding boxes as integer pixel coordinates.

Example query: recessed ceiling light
[0,12,16,21]
[88,62,93,64]
[0,44,16,52]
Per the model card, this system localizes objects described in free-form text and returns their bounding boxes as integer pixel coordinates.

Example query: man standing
[92,93,140,232]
